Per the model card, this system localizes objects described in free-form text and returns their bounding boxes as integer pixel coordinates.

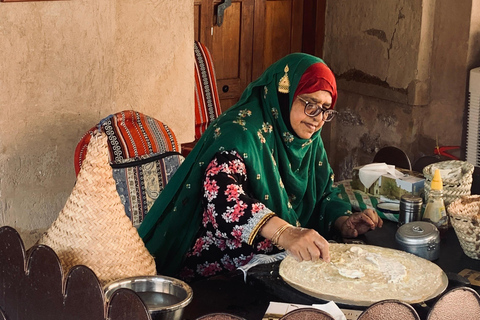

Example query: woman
[138,53,382,281]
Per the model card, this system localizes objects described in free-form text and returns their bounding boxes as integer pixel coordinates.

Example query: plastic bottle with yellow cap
[422,169,448,238]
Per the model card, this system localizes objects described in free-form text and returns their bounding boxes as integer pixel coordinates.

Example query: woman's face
[290,90,333,139]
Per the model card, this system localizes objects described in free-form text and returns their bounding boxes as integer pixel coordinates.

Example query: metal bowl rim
[103,275,193,312]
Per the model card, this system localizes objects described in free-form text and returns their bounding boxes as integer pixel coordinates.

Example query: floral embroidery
[189,231,215,257]
[220,162,231,174]
[271,153,277,166]
[203,203,218,228]
[251,202,266,214]
[257,130,266,143]
[283,132,294,143]
[257,239,273,252]
[264,86,268,99]
[223,200,248,223]
[319,161,323,166]
[230,158,246,175]
[221,254,236,271]
[233,110,251,127]
[226,238,242,250]
[233,254,252,268]
[233,119,246,126]
[206,158,220,176]
[262,122,273,133]
[214,237,227,250]
[231,225,243,240]
[182,150,279,282]
[225,184,244,202]
[204,177,219,201]
[197,261,222,277]
[301,139,313,148]
[189,238,206,257]
[215,229,228,239]
[213,127,221,139]
[238,109,252,118]
[271,108,279,119]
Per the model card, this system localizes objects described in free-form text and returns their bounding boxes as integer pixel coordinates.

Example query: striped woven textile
[194,41,221,140]
[74,110,184,227]
[75,110,180,174]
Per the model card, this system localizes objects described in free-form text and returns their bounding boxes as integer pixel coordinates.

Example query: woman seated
[138,53,383,282]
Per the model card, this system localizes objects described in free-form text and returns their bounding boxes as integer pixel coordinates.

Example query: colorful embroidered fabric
[74,110,184,227]
[180,150,276,281]
[194,41,221,140]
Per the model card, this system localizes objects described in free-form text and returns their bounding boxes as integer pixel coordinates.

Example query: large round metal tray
[279,244,448,307]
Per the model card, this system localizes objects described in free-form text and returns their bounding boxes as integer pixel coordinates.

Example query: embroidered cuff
[242,207,275,245]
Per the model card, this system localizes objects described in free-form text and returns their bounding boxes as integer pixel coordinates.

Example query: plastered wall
[0,0,194,248]
[323,0,479,180]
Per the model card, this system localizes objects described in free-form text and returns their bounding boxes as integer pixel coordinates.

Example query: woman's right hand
[277,226,331,263]
[260,216,330,262]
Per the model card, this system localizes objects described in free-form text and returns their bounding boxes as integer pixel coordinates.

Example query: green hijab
[139,53,351,276]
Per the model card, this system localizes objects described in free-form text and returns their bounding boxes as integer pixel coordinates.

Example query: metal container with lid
[395,221,440,261]
[398,194,423,226]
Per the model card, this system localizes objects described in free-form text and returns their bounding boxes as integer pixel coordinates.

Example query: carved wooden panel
[0,226,151,320]
[107,288,152,320]
[64,266,105,320]
[24,245,64,319]
[0,226,27,320]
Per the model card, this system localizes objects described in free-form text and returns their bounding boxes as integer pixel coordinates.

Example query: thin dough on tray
[279,244,447,306]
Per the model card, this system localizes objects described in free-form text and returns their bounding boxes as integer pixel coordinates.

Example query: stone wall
[323,0,480,180]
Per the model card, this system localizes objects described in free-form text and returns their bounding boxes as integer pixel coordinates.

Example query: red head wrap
[293,62,337,108]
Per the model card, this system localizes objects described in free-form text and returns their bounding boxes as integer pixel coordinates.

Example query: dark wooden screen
[0,226,151,320]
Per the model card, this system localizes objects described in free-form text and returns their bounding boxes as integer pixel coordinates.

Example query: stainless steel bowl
[104,275,193,320]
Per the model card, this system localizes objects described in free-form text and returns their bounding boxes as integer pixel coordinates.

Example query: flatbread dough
[279,243,447,306]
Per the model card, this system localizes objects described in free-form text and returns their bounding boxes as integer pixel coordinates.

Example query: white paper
[312,301,348,320]
[359,163,404,189]
[263,301,346,320]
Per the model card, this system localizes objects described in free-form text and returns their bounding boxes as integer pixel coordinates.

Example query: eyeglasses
[297,96,338,122]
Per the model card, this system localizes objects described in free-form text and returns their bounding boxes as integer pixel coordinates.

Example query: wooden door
[194,0,326,111]
[252,0,304,80]
[195,0,255,111]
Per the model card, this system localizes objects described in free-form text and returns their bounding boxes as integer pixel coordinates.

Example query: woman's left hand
[335,209,383,238]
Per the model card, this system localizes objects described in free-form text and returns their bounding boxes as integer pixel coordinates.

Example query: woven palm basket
[39,132,156,284]
[423,160,474,207]
[447,195,480,260]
